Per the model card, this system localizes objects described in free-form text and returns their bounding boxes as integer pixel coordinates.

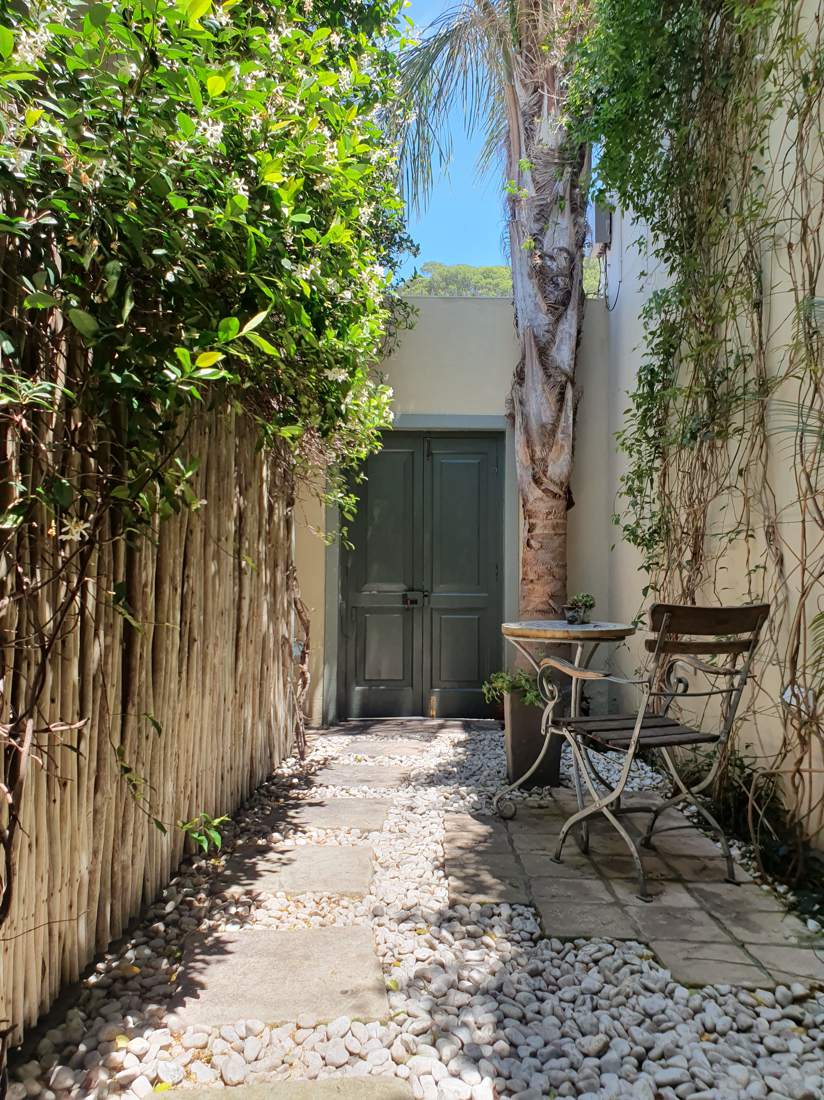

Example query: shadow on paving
[164,749,390,1026]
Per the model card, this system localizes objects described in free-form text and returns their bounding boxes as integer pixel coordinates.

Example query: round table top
[502,619,636,642]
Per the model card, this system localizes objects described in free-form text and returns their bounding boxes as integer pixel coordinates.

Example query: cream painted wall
[297,294,611,726]
[382,296,517,416]
[602,216,665,693]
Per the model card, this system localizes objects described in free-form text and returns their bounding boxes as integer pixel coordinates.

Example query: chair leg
[602,804,651,902]
[641,746,715,846]
[553,734,603,862]
[649,748,737,884]
[640,788,685,849]
[570,753,590,854]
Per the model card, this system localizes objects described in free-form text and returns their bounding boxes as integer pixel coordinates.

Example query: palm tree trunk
[506,73,587,619]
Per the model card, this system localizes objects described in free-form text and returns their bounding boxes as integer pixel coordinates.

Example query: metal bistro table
[493,619,636,849]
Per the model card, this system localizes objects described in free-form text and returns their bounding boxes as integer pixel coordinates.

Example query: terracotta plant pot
[504,689,561,788]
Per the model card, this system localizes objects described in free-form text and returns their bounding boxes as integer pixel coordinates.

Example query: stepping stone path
[216,843,373,897]
[173,927,388,1026]
[8,721,824,1100]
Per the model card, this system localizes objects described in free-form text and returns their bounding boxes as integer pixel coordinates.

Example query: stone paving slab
[261,798,391,833]
[505,806,566,834]
[316,720,445,742]
[648,829,730,859]
[720,907,814,945]
[311,764,410,789]
[664,854,753,883]
[174,1081,413,1099]
[216,843,373,897]
[447,850,529,905]
[445,812,511,853]
[518,852,601,880]
[628,904,735,944]
[173,927,388,1026]
[536,900,640,940]
[588,853,674,881]
[745,944,824,983]
[609,878,699,908]
[531,875,615,905]
[650,940,770,988]
[440,785,824,984]
[688,881,786,913]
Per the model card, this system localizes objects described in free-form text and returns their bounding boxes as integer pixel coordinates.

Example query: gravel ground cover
[8,723,824,1100]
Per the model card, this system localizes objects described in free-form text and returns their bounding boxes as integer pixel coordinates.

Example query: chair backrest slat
[643,602,769,739]
[648,602,770,636]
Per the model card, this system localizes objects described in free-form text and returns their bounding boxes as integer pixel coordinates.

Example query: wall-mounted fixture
[594,203,612,251]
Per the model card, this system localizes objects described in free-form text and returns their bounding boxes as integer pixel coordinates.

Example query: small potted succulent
[563,592,596,625]
[482,670,561,788]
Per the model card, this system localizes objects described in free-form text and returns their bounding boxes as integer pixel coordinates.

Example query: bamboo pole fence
[0,410,295,1043]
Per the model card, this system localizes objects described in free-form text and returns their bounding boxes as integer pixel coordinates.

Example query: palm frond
[396,0,514,214]
[767,399,824,459]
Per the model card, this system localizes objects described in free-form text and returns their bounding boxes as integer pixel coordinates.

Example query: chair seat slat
[580,719,718,750]
[565,713,676,728]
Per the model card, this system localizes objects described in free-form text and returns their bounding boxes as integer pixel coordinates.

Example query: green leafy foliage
[0,0,411,533]
[403,262,513,298]
[0,0,412,847]
[179,812,230,853]
[402,258,601,299]
[482,669,543,709]
[568,592,595,612]
[566,0,781,578]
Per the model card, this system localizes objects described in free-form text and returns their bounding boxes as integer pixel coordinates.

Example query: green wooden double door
[340,432,504,718]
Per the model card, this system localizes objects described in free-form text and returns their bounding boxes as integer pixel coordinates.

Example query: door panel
[341,432,502,718]
[343,437,423,717]
[354,446,417,592]
[424,436,502,717]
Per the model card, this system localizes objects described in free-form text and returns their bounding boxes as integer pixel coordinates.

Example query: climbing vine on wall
[567,0,824,864]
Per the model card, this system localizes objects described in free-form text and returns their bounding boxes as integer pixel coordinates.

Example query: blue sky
[399,0,508,276]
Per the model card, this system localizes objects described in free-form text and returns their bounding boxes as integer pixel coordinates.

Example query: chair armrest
[539,655,646,686]
[665,654,738,678]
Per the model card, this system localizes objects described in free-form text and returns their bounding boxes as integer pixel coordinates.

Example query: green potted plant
[482,670,561,788]
[563,591,596,625]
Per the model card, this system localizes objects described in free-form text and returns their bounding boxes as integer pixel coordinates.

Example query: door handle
[402,590,424,608]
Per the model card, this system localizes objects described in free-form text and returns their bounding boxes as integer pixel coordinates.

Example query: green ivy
[566,0,780,578]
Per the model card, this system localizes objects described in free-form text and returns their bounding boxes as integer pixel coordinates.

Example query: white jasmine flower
[324,367,348,383]
[59,516,90,543]
[196,117,224,147]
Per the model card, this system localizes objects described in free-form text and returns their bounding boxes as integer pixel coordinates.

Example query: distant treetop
[403,260,601,299]
[403,262,513,298]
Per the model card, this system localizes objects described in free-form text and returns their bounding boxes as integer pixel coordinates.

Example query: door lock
[402,590,426,608]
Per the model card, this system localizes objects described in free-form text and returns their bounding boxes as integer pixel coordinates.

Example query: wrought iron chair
[542,602,770,900]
